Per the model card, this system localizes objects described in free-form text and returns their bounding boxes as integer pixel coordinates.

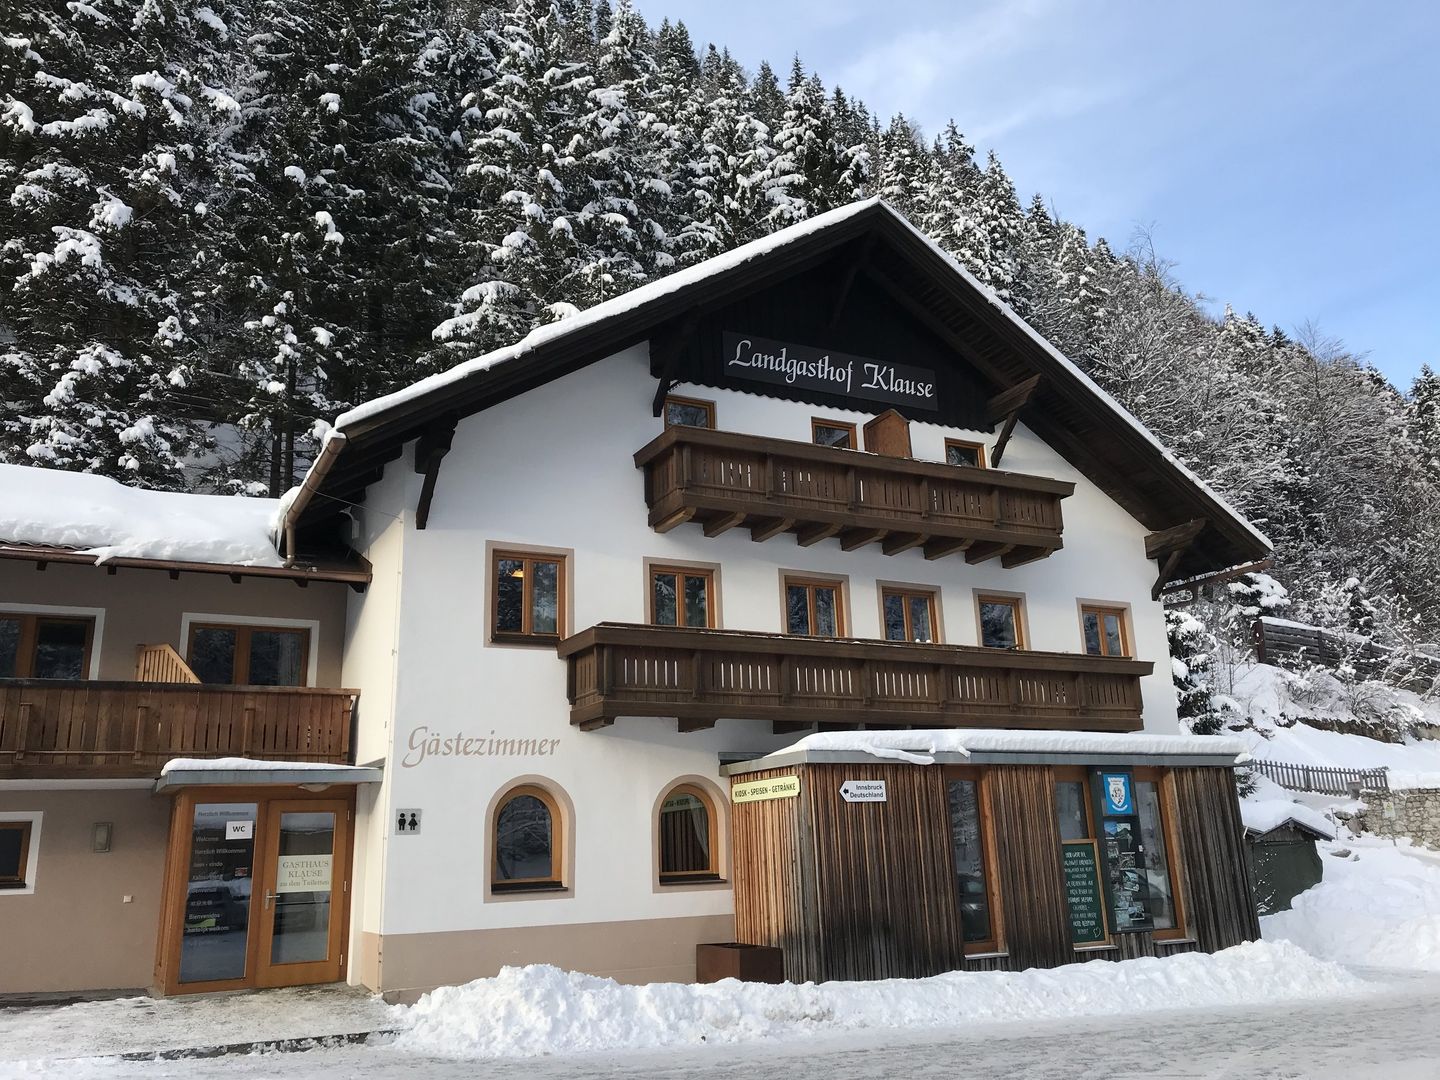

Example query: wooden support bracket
[985,375,1041,468]
[650,312,700,417]
[829,235,876,327]
[1145,518,1208,599]
[413,416,458,530]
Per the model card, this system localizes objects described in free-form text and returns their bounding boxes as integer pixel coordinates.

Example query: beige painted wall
[0,561,350,685]
[0,788,171,994]
[360,914,736,1000]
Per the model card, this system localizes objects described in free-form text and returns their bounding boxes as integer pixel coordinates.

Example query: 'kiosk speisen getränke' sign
[723,332,939,411]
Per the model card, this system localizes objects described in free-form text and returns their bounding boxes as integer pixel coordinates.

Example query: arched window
[658,783,719,884]
[493,785,562,891]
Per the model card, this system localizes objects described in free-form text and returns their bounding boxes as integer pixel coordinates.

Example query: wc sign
[395,808,422,835]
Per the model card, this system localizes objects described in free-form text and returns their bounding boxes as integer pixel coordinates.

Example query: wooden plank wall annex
[985,765,1073,970]
[730,767,814,979]
[802,763,966,982]
[1172,767,1262,951]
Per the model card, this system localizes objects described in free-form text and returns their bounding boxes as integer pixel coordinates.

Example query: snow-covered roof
[1241,798,1337,840]
[0,462,284,568]
[155,756,382,792]
[724,727,1249,774]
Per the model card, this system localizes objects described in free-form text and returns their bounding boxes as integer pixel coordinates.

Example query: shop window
[658,783,721,884]
[0,820,34,889]
[784,577,844,637]
[664,395,715,429]
[1134,773,1185,936]
[0,612,94,680]
[811,418,858,449]
[650,566,715,629]
[491,550,565,644]
[882,587,939,644]
[188,624,309,686]
[493,786,563,892]
[946,772,1001,953]
[1081,605,1130,658]
[977,595,1024,650]
[945,439,987,468]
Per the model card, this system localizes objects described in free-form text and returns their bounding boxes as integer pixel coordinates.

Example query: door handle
[265,891,278,910]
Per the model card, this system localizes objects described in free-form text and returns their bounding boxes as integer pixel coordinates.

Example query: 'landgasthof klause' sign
[723,332,939,411]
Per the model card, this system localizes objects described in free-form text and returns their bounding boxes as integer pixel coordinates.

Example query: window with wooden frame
[491,550,565,644]
[663,395,715,429]
[658,783,721,885]
[492,785,564,892]
[0,612,94,680]
[650,566,715,629]
[1053,765,1113,948]
[881,586,939,644]
[811,418,858,449]
[944,767,1003,954]
[187,624,310,686]
[0,821,33,890]
[945,439,987,468]
[976,594,1025,650]
[783,576,845,638]
[1132,767,1188,940]
[1081,604,1130,658]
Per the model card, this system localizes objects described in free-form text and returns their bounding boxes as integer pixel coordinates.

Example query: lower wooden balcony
[558,624,1152,734]
[0,679,358,779]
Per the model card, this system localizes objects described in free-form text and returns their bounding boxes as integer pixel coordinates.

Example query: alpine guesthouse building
[0,201,1271,999]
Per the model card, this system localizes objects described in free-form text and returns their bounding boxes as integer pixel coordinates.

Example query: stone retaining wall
[1350,788,1440,850]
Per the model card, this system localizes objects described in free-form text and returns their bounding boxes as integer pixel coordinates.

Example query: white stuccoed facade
[339,342,1182,990]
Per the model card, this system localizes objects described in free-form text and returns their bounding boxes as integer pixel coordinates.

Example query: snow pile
[783,727,1247,766]
[1241,796,1336,839]
[1225,662,1440,742]
[158,757,371,774]
[0,462,284,567]
[394,942,1363,1059]
[1262,839,1440,972]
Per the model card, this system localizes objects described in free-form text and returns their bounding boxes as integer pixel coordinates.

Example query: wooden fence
[1250,757,1389,795]
[1253,618,1440,690]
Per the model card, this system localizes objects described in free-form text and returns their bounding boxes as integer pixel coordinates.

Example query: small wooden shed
[1241,803,1335,916]
[722,731,1261,983]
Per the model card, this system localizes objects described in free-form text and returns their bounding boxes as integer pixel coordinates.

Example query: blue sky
[635,0,1439,389]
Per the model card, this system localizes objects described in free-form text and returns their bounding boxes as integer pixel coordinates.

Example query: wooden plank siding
[730,761,1258,983]
[635,425,1073,566]
[560,624,1151,733]
[0,679,358,779]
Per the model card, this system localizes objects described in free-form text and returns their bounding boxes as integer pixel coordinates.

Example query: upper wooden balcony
[634,427,1074,564]
[0,645,357,780]
[558,623,1152,734]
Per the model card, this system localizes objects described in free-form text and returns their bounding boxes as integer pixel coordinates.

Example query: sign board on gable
[732,776,801,804]
[839,779,887,803]
[723,332,939,412]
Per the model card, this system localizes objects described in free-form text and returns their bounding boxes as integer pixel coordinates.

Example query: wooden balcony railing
[635,427,1074,564]
[558,624,1152,734]
[0,680,358,779]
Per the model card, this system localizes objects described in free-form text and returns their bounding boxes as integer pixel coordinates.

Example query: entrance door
[162,792,352,994]
[253,800,349,988]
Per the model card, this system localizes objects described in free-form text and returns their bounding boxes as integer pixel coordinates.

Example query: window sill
[1073,943,1117,953]
[659,874,727,887]
[490,881,567,895]
[489,633,562,648]
[962,949,1009,960]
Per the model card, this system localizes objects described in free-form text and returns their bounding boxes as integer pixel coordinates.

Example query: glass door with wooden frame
[161,792,351,994]
[1053,766,1112,949]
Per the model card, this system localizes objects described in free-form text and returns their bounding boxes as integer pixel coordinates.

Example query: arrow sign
[839,779,887,803]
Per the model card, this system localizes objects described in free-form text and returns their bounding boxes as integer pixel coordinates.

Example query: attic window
[664,396,715,429]
[811,419,858,449]
[945,439,987,468]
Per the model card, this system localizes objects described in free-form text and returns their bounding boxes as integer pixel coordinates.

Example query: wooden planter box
[696,942,785,984]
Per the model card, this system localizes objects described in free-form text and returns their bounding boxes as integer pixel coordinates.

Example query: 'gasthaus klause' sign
[723,332,939,411]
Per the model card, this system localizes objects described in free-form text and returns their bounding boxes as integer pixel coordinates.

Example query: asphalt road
[23,973,1440,1080]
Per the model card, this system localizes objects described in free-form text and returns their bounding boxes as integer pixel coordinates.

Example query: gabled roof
[297,199,1271,583]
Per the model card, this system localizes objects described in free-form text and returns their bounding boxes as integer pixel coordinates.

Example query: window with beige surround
[882,587,939,644]
[491,550,565,643]
[0,821,33,890]
[664,395,715,429]
[187,624,309,686]
[977,595,1024,650]
[811,418,858,449]
[492,785,564,892]
[784,576,844,637]
[0,612,94,680]
[650,566,715,629]
[1081,605,1130,657]
[945,439,987,468]
[658,783,720,884]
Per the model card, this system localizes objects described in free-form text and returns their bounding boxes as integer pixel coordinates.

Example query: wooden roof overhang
[0,543,372,589]
[297,201,1271,585]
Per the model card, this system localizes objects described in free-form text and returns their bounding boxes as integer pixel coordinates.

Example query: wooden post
[14,702,31,762]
